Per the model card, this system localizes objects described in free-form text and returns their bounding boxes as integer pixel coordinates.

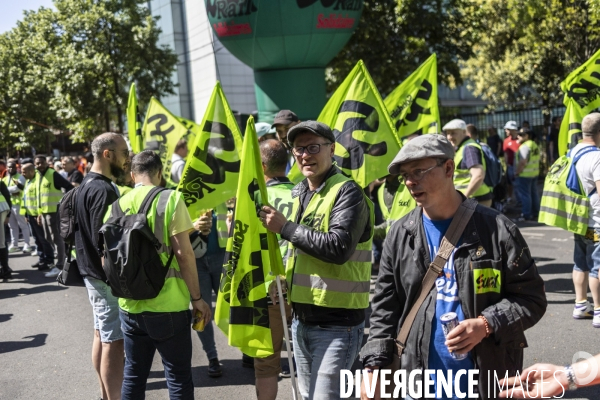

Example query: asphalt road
[1,221,599,399]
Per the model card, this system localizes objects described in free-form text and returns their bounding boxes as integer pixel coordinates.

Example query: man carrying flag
[260,121,374,399]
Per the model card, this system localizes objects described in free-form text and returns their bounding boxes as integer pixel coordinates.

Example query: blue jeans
[195,249,225,360]
[292,318,364,400]
[516,176,540,219]
[574,231,600,279]
[120,309,194,400]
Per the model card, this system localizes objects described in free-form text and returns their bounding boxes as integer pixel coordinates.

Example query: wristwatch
[564,365,578,390]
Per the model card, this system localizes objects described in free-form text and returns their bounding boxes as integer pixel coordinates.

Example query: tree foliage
[326,0,474,97]
[0,0,178,149]
[459,0,600,111]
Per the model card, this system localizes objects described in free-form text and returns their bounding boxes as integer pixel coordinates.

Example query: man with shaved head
[75,132,130,400]
[567,112,600,328]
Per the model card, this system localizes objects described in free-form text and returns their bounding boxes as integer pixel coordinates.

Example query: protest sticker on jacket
[127,83,143,154]
[289,60,400,188]
[215,116,285,358]
[559,48,600,157]
[384,53,440,139]
[142,97,189,187]
[177,82,243,219]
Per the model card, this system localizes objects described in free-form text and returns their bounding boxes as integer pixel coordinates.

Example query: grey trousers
[41,212,64,268]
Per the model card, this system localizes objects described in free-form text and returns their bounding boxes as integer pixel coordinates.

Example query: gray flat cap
[388,134,455,174]
[287,120,335,145]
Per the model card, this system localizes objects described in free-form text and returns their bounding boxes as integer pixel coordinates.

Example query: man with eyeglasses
[359,134,546,399]
[444,119,494,207]
[33,154,74,278]
[259,121,373,399]
[271,109,301,173]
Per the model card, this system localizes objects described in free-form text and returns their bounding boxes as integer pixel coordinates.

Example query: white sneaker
[7,246,19,253]
[44,267,61,278]
[573,301,593,319]
[593,309,600,328]
[22,245,33,254]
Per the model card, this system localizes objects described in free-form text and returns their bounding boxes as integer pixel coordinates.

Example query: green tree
[459,0,600,113]
[326,0,473,96]
[0,0,178,147]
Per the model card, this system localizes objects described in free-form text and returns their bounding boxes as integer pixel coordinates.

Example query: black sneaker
[242,354,254,369]
[31,261,45,269]
[207,358,222,377]
[37,264,50,271]
[279,363,291,378]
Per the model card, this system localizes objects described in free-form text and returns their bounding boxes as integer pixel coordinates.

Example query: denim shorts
[84,277,123,342]
[573,229,600,279]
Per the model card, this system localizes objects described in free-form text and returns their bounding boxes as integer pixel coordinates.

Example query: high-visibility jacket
[215,203,229,248]
[21,176,39,216]
[516,140,540,178]
[2,173,22,206]
[113,186,190,314]
[37,169,63,214]
[538,146,598,235]
[377,181,415,232]
[0,191,8,214]
[266,179,294,258]
[454,139,491,198]
[285,173,373,309]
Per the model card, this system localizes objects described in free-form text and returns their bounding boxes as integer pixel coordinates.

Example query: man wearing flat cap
[359,134,546,399]
[259,120,373,399]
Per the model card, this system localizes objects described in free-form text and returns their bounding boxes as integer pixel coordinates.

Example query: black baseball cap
[287,121,336,145]
[272,110,299,127]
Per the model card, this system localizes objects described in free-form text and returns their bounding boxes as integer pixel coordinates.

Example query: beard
[110,160,126,181]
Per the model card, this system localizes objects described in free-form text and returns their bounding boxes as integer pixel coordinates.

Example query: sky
[1,0,55,34]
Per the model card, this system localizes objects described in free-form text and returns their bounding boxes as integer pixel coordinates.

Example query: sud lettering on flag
[384,53,440,139]
[177,82,244,219]
[558,48,600,156]
[127,83,143,154]
[215,116,285,357]
[289,60,401,188]
[142,97,191,187]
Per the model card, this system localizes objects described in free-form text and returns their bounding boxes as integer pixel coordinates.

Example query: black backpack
[98,186,174,300]
[58,178,98,244]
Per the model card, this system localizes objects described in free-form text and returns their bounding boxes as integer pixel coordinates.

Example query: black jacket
[359,199,547,399]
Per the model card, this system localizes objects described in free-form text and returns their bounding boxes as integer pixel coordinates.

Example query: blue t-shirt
[423,213,474,399]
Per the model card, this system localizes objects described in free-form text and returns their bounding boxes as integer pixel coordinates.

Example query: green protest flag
[558,48,600,157]
[142,97,190,188]
[384,53,440,139]
[177,116,202,154]
[215,116,284,357]
[177,82,244,219]
[288,60,401,187]
[127,83,143,153]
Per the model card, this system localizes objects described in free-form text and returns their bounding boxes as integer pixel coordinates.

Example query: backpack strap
[568,146,600,196]
[139,186,166,215]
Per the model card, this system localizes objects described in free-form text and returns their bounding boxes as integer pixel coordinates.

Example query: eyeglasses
[399,161,445,184]
[108,149,129,157]
[292,143,332,156]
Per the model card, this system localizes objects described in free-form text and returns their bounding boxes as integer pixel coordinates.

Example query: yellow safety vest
[37,169,63,213]
[266,180,295,258]
[377,181,415,232]
[285,173,373,309]
[516,140,540,178]
[111,186,190,313]
[454,139,491,198]
[2,173,22,206]
[21,176,39,216]
[215,203,229,248]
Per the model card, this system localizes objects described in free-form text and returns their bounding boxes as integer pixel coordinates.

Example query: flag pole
[276,275,299,400]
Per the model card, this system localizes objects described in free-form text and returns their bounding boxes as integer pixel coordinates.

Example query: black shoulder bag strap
[139,186,175,268]
[394,198,478,357]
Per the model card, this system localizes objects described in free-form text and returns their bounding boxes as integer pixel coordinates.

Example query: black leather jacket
[360,199,547,399]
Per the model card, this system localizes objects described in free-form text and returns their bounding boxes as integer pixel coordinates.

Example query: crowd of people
[2,109,600,400]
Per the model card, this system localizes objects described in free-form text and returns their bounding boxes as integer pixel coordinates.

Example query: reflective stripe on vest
[215,203,229,248]
[454,139,491,197]
[285,173,373,309]
[37,169,63,213]
[116,186,189,313]
[516,140,540,177]
[2,174,21,206]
